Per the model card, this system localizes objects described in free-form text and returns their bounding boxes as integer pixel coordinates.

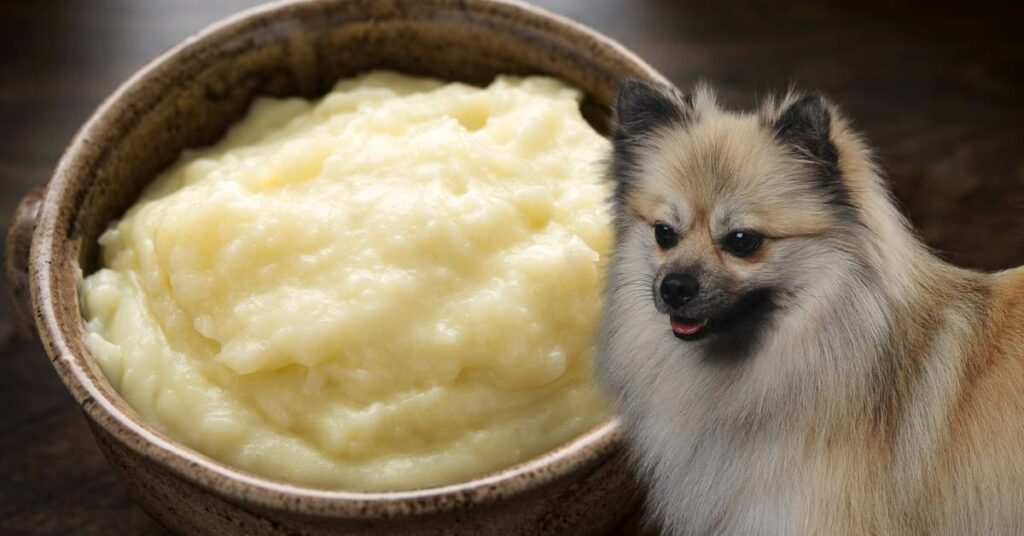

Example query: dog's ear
[609,79,690,193]
[773,93,846,204]
[612,78,690,142]
[773,94,839,169]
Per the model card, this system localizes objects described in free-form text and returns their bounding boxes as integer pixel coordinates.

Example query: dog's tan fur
[597,81,1024,534]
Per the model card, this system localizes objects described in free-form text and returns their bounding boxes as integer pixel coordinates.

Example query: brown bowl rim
[28,0,664,518]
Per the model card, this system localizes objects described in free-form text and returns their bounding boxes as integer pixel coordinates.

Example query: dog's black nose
[660,273,699,307]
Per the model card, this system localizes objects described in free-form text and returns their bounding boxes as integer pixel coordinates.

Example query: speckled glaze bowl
[4,1,667,534]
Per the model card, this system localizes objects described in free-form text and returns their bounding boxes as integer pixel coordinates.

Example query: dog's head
[605,79,876,363]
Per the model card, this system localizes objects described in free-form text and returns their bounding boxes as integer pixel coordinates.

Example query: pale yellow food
[80,71,613,491]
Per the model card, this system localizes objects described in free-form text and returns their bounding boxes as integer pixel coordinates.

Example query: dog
[595,78,1024,535]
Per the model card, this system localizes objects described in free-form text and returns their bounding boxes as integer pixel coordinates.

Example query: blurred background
[1,1,1022,534]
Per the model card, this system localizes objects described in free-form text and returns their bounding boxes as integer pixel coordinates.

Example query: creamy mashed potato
[80,71,613,491]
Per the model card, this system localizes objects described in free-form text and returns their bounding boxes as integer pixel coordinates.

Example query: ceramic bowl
[4,0,668,533]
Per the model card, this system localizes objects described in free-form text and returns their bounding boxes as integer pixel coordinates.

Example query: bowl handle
[5,185,45,338]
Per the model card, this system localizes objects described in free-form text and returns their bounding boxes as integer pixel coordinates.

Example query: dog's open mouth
[667,289,778,344]
[670,316,709,340]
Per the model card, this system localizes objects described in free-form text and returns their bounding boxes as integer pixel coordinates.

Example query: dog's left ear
[612,78,690,142]
[772,93,850,205]
[773,94,839,169]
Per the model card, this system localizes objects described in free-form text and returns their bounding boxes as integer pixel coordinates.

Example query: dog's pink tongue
[671,317,708,336]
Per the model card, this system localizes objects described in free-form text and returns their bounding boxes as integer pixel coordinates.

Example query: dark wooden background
[1,1,1022,534]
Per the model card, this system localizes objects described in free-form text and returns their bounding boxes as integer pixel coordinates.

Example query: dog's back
[929,267,1024,534]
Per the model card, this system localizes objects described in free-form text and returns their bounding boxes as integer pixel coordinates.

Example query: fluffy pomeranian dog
[596,79,1024,535]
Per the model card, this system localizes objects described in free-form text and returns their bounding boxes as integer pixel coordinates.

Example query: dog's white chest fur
[625,365,808,535]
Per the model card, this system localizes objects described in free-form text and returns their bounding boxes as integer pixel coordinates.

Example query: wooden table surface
[1,1,1022,534]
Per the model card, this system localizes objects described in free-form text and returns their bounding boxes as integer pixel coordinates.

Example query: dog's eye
[653,223,678,249]
[722,230,763,257]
